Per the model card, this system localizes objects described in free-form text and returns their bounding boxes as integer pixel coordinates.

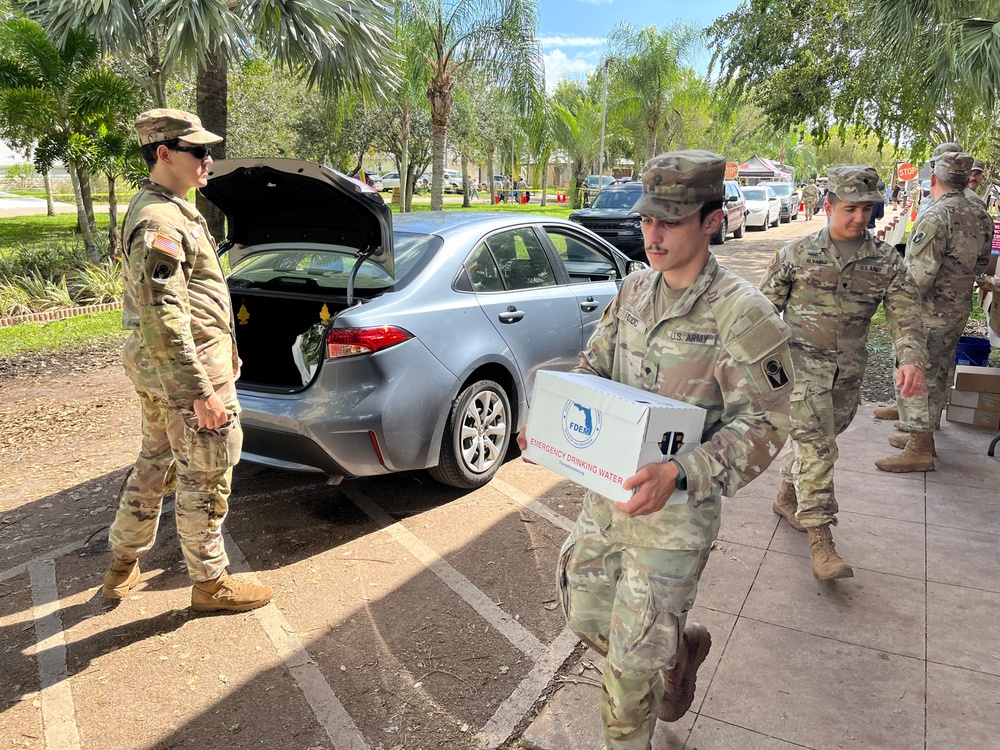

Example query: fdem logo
[562,400,602,448]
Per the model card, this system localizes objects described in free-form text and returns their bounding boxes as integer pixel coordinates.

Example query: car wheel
[761,217,767,232]
[733,218,745,238]
[428,379,512,489]
[711,217,727,245]
[772,214,780,227]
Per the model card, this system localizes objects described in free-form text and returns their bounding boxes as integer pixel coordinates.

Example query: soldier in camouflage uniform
[103,109,272,613]
[966,158,986,203]
[802,179,819,221]
[877,152,994,472]
[761,166,928,580]
[519,151,793,750]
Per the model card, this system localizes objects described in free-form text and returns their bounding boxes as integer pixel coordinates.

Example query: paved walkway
[523,406,1000,750]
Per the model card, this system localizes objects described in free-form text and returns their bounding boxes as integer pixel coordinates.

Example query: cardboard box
[953,366,1000,394]
[523,371,706,505]
[945,404,1000,430]
[949,389,1000,411]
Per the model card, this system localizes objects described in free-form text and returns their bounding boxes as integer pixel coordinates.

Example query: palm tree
[873,0,1000,108]
[401,0,542,210]
[0,19,137,262]
[551,95,603,209]
[607,22,699,164]
[523,86,552,206]
[29,0,398,234]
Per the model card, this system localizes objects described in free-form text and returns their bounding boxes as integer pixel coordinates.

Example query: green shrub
[70,261,122,304]
[0,282,33,316]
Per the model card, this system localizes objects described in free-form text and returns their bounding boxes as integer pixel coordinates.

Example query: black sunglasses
[170,144,212,160]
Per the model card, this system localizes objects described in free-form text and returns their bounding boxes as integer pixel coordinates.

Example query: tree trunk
[43,170,55,216]
[486,146,496,205]
[461,153,470,208]
[646,128,657,165]
[107,174,119,260]
[66,158,98,263]
[540,150,550,207]
[79,165,97,240]
[399,99,410,213]
[196,50,228,242]
[428,79,453,212]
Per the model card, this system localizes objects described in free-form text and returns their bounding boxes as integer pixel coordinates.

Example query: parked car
[202,159,647,489]
[712,180,748,245]
[567,180,645,261]
[582,174,615,203]
[742,186,781,230]
[443,169,463,194]
[365,173,383,191]
[380,171,400,191]
[758,181,797,222]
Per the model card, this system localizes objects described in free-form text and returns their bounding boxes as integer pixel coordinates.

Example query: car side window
[463,242,504,293]
[486,228,556,290]
[545,229,621,284]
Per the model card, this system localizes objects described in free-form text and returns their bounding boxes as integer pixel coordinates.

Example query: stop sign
[725,162,739,180]
[897,163,918,181]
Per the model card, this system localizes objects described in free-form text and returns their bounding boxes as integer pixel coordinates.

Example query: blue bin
[955,336,991,366]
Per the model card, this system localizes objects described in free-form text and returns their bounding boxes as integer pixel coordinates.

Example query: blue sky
[538,0,743,91]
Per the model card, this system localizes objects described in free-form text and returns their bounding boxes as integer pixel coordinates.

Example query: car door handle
[498,305,525,324]
[580,296,599,312]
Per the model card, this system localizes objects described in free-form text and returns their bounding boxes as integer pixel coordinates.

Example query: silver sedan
[203,159,646,489]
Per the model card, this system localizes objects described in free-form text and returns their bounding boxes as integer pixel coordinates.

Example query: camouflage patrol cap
[931,142,962,159]
[631,150,725,220]
[134,108,223,147]
[826,165,883,202]
[934,151,973,177]
[971,158,986,173]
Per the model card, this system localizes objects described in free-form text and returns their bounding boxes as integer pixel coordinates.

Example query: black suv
[568,180,645,260]
[713,180,748,245]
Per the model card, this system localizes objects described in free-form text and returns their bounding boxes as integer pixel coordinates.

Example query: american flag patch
[151,232,181,258]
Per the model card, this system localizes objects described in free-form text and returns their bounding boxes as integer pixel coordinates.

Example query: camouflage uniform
[110,112,241,583]
[760,167,928,528]
[559,151,793,750]
[896,153,994,432]
[801,181,819,220]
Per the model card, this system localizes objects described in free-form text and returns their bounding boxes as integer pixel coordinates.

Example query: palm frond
[70,67,139,122]
[156,0,249,69]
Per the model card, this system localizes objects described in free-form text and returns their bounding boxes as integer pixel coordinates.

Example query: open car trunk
[231,291,345,390]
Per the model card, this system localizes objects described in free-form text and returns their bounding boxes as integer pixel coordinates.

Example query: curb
[0,301,123,329]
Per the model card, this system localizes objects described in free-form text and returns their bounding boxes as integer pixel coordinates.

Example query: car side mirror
[725,195,738,203]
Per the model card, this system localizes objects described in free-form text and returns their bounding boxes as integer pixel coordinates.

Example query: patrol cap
[934,151,973,178]
[135,108,223,147]
[826,165,883,202]
[929,142,962,167]
[630,150,725,220]
[972,158,986,173]
[808,178,815,184]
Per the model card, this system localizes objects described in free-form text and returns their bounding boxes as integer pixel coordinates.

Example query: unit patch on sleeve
[911,231,925,245]
[768,251,778,268]
[762,357,789,389]
[151,231,182,258]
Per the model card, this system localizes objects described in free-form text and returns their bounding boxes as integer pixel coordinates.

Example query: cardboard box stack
[946,366,1000,430]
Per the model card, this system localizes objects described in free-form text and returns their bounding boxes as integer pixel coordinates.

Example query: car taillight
[327,326,412,359]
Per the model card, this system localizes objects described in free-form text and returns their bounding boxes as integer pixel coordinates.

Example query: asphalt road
[0,214,821,750]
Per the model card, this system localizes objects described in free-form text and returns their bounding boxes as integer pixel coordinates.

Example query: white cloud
[543,49,598,93]
[537,35,606,49]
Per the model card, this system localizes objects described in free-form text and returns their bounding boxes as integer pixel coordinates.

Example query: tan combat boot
[658,624,712,722]
[103,557,141,599]
[806,526,854,581]
[888,432,937,455]
[873,405,899,420]
[191,571,273,613]
[875,432,936,473]
[893,420,907,433]
[772,481,806,532]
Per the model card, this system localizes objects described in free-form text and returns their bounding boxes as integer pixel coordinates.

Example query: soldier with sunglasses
[103,108,272,613]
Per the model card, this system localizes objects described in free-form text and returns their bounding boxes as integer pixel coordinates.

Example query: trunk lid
[201,158,394,278]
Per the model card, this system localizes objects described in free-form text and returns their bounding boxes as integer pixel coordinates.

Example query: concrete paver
[523,409,1000,749]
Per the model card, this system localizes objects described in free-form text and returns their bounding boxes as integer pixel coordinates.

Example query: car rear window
[764,183,792,196]
[591,186,642,210]
[743,189,767,200]
[227,232,441,294]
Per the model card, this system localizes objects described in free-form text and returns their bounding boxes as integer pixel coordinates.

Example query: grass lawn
[0,213,113,255]
[0,308,125,358]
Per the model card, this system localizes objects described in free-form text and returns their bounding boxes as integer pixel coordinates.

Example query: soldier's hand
[194,392,229,430]
[516,425,536,463]
[897,364,925,398]
[619,462,679,518]
[234,357,243,381]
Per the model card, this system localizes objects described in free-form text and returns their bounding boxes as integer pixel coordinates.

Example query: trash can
[955,336,991,366]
